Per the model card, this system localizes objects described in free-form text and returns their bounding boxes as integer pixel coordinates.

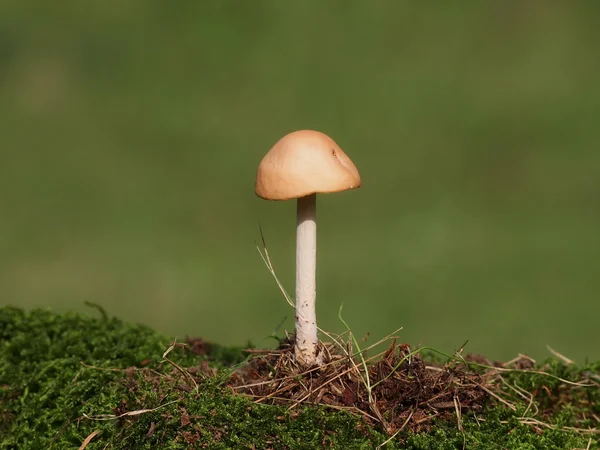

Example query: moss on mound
[0,306,598,449]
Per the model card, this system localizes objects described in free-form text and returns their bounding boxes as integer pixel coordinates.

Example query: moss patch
[0,306,598,449]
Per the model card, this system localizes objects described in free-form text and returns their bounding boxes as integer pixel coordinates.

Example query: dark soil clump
[228,338,498,435]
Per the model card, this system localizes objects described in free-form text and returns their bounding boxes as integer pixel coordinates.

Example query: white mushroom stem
[295,193,320,366]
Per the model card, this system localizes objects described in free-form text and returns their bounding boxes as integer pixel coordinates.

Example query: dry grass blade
[504,353,536,368]
[375,409,414,449]
[79,362,134,373]
[546,345,575,365]
[162,340,199,394]
[499,377,538,417]
[78,430,101,450]
[83,400,179,421]
[455,353,593,387]
[255,225,295,309]
[453,397,463,433]
[514,418,600,435]
[476,382,517,411]
[338,304,373,403]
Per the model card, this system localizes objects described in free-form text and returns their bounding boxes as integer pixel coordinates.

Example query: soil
[182,333,599,441]
[226,336,543,436]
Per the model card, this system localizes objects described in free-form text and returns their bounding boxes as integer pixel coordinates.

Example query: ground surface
[1,307,598,449]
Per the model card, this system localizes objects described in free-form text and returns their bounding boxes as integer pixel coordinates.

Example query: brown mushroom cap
[255,130,362,200]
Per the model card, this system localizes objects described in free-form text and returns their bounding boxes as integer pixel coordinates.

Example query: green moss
[1,307,598,449]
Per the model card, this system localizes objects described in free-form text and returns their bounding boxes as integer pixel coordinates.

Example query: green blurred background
[1,2,598,362]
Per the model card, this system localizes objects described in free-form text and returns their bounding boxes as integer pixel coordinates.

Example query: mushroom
[255,130,362,366]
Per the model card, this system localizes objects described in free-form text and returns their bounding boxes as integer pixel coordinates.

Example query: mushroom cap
[255,130,362,200]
